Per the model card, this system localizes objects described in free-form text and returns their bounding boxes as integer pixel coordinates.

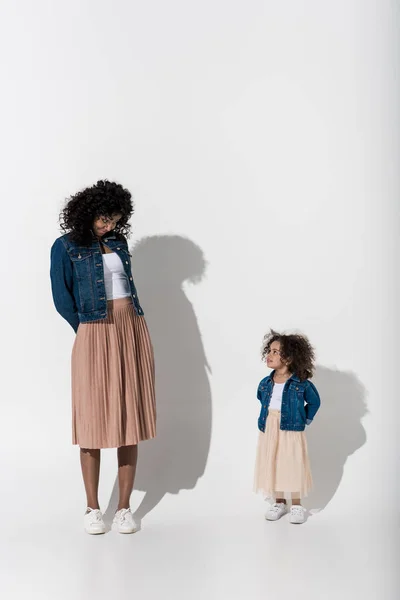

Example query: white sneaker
[290,505,306,524]
[84,508,106,535]
[265,502,287,521]
[112,508,137,534]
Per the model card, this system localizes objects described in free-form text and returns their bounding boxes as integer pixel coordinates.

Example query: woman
[50,180,156,535]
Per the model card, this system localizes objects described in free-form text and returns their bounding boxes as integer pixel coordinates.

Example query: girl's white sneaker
[290,505,306,524]
[112,508,137,534]
[265,502,287,521]
[84,508,106,535]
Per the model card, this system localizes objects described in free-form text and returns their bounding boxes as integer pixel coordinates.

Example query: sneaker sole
[85,529,106,535]
[111,523,137,534]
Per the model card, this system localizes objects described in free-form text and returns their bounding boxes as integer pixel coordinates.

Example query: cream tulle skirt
[254,410,312,501]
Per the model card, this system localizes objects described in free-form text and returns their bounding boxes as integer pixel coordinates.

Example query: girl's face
[266,341,285,370]
[92,213,122,238]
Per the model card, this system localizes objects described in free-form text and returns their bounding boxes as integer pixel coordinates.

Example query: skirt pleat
[254,410,312,500]
[71,297,156,449]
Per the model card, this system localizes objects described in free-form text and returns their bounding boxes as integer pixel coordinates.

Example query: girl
[254,330,320,524]
[50,180,156,535]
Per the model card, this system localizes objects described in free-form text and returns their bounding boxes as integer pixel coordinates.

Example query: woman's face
[92,213,122,238]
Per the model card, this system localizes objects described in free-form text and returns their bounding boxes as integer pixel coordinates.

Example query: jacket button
[129,277,133,281]
[125,261,129,264]
[117,247,120,250]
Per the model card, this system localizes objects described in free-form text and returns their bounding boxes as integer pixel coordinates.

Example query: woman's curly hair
[59,180,134,245]
[261,329,316,381]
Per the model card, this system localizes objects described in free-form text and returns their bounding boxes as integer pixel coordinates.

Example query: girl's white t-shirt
[269,382,285,411]
[102,253,131,300]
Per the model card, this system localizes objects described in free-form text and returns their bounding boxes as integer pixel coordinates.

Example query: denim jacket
[50,232,143,332]
[257,371,320,432]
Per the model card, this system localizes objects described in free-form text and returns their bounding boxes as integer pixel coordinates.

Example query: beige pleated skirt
[71,297,156,449]
[254,410,312,501]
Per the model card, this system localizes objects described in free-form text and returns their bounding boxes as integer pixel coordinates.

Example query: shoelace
[116,509,132,523]
[291,506,304,516]
[87,509,103,523]
[270,503,284,513]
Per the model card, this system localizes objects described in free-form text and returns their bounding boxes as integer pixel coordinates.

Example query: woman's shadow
[305,365,368,513]
[104,235,212,528]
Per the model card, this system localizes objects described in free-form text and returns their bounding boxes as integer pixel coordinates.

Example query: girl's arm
[50,239,80,332]
[304,381,321,424]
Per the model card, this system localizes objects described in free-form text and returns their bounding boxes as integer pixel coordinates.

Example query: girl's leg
[292,499,301,506]
[80,448,101,509]
[117,444,138,510]
[276,498,287,504]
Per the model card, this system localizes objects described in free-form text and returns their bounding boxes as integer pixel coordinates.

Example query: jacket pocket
[69,250,92,271]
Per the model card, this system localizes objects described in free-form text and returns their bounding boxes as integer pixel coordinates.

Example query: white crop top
[102,253,131,300]
[269,382,285,411]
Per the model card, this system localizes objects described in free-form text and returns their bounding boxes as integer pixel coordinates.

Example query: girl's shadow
[305,365,368,513]
[103,235,212,528]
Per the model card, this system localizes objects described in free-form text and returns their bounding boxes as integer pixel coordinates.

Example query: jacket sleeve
[50,238,80,332]
[257,382,263,403]
[304,381,321,423]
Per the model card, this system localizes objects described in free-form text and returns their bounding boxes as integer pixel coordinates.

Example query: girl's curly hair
[59,180,134,245]
[261,329,316,381]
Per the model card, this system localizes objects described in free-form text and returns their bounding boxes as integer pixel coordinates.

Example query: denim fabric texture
[50,232,143,332]
[257,371,321,432]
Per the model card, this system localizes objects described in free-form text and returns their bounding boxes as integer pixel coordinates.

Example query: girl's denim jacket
[50,232,143,332]
[257,371,321,432]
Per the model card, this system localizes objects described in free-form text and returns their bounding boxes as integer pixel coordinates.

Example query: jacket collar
[267,370,300,383]
[64,231,118,249]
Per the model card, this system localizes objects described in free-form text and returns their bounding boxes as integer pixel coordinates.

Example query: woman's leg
[117,445,138,510]
[80,448,101,510]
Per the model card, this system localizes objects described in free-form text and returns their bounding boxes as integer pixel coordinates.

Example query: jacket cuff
[68,315,80,333]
